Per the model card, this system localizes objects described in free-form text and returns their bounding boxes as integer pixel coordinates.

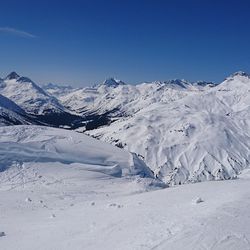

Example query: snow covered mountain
[0,93,33,125]
[0,71,249,185]
[0,72,66,115]
[0,72,93,127]
[1,72,250,249]
[87,72,250,185]
[52,78,215,118]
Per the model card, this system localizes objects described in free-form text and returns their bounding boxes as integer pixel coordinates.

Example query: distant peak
[5,71,20,80]
[193,80,216,87]
[101,78,126,87]
[43,82,73,89]
[43,82,58,88]
[163,79,190,88]
[230,71,250,78]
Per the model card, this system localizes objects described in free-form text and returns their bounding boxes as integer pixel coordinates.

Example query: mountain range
[0,71,249,185]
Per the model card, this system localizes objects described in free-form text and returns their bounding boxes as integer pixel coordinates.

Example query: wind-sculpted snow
[87,73,250,185]
[0,125,154,179]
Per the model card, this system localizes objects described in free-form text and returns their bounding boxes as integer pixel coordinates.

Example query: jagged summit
[230,71,250,78]
[4,72,34,83]
[101,77,126,87]
[5,72,20,80]
[163,79,190,88]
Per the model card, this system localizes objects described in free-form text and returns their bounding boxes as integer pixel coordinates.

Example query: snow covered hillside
[0,72,66,115]
[0,72,250,249]
[50,78,215,116]
[87,72,250,185]
[0,70,249,185]
[0,72,98,128]
[0,94,33,125]
[1,125,250,250]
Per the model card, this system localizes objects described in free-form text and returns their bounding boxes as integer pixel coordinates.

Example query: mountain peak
[101,78,126,87]
[163,79,190,88]
[5,72,20,80]
[230,71,250,78]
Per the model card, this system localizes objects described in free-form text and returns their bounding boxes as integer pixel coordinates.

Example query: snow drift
[0,125,154,179]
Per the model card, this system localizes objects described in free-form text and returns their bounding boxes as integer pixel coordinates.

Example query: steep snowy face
[0,125,154,179]
[0,94,32,126]
[0,93,25,115]
[0,72,66,115]
[212,71,250,112]
[87,72,250,185]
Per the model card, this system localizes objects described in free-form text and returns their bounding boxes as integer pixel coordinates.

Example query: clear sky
[1,0,250,86]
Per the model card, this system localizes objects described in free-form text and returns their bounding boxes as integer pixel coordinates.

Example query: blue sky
[1,0,250,86]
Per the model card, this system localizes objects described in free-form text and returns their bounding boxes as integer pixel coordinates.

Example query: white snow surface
[87,73,250,184]
[1,126,250,249]
[0,125,154,179]
[0,71,250,249]
[0,94,31,125]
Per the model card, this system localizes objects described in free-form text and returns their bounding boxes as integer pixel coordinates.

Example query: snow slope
[1,148,250,249]
[87,72,250,184]
[0,125,155,178]
[0,94,32,125]
[0,72,66,115]
[0,73,95,128]
[0,72,250,249]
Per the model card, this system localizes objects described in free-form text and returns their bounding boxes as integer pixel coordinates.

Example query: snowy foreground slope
[1,126,250,249]
[87,72,250,184]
